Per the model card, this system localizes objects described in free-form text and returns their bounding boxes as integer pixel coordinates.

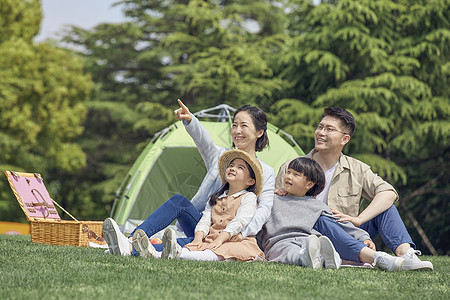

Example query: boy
[260,157,405,271]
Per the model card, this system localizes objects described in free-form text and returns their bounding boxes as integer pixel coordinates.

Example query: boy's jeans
[314,205,415,262]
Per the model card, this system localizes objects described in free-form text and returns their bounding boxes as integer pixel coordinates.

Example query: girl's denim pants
[129,194,201,255]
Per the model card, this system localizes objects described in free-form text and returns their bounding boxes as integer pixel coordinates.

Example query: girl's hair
[288,157,325,197]
[233,105,269,151]
[209,159,256,206]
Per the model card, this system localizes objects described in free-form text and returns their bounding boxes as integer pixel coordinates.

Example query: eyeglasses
[315,124,348,135]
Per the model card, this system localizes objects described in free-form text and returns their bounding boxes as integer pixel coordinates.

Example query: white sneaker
[132,229,157,258]
[161,228,181,259]
[102,218,130,256]
[401,248,433,271]
[373,251,404,271]
[319,236,341,269]
[299,235,322,269]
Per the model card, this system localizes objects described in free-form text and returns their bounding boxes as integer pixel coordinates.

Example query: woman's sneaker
[161,228,181,259]
[401,248,433,271]
[299,235,322,269]
[373,252,404,271]
[102,218,131,256]
[132,229,157,258]
[319,236,341,269]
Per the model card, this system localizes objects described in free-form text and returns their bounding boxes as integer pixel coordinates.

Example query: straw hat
[218,149,263,196]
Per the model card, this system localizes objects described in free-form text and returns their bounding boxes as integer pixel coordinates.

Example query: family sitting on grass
[102,100,433,271]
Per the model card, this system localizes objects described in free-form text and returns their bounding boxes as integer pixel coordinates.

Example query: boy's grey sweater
[260,194,370,253]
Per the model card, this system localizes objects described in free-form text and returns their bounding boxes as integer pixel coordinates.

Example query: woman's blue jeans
[314,204,415,262]
[129,194,201,255]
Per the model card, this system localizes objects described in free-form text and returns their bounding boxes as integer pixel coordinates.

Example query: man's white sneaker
[132,229,157,258]
[102,218,130,256]
[299,235,322,269]
[319,236,341,269]
[373,251,404,271]
[401,248,433,271]
[161,228,181,259]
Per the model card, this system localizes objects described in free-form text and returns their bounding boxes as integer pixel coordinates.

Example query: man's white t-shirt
[316,162,338,205]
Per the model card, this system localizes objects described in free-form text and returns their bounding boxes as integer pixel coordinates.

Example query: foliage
[0,0,93,221]
[63,0,288,108]
[0,0,41,43]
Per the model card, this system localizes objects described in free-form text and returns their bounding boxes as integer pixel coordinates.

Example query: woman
[103,99,275,256]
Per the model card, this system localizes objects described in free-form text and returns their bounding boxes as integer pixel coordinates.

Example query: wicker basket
[30,220,104,247]
[5,171,105,247]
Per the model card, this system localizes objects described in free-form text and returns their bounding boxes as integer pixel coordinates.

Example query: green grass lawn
[0,235,448,300]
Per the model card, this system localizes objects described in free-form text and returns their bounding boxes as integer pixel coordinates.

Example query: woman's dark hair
[233,105,269,152]
[209,159,256,206]
[322,107,356,138]
[288,157,325,197]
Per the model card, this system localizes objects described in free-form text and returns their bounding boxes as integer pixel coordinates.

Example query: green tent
[111,105,304,233]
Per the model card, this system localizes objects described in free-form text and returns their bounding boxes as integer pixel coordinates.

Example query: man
[275,107,433,271]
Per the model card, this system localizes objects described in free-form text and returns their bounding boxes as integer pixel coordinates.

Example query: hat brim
[218,149,263,196]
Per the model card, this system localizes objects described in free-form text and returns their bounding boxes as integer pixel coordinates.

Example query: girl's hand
[173,99,192,123]
[330,208,363,227]
[187,239,204,249]
[186,232,204,249]
[364,239,376,251]
[229,233,243,242]
[207,232,230,249]
[207,239,224,250]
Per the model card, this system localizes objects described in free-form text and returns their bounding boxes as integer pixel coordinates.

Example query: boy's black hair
[288,157,325,197]
[209,159,256,206]
[322,107,356,138]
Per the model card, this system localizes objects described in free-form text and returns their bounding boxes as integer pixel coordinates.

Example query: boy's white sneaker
[373,251,404,271]
[319,236,341,269]
[299,235,322,269]
[401,248,433,271]
[102,218,131,256]
[132,229,157,258]
[161,228,181,259]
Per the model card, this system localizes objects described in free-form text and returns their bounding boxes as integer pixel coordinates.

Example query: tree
[0,0,93,221]
[64,0,288,108]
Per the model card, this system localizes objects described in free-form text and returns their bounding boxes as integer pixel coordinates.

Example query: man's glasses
[315,124,348,135]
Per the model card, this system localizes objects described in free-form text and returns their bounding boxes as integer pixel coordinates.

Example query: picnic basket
[4,171,105,247]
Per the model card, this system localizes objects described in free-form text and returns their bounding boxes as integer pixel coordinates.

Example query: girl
[159,149,264,261]
[103,99,275,257]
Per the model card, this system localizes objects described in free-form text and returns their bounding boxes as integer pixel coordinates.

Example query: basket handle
[30,189,50,218]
